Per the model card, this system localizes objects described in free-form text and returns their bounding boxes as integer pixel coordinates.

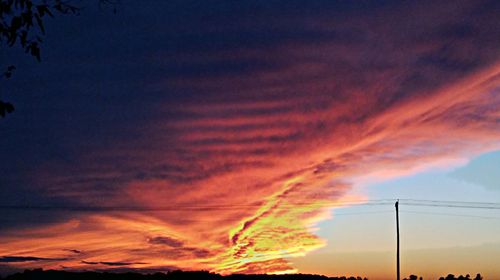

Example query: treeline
[403,274,483,280]
[0,269,367,280]
[0,269,485,280]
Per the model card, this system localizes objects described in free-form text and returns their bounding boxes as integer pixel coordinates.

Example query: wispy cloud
[0,256,68,263]
[81,261,148,266]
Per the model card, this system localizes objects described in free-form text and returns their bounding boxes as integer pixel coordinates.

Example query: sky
[0,0,499,279]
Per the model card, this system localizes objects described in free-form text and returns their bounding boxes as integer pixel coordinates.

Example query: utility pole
[395,199,400,280]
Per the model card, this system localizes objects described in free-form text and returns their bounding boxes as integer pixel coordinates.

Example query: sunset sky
[1,1,499,279]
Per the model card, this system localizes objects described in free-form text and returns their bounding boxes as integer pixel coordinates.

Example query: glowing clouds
[1,0,500,275]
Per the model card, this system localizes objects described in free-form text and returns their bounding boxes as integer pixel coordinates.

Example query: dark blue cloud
[0,256,68,263]
[81,260,147,266]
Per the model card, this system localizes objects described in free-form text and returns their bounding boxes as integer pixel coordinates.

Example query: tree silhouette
[0,269,369,280]
[436,274,482,280]
[0,0,117,118]
[403,275,420,280]
[0,0,81,117]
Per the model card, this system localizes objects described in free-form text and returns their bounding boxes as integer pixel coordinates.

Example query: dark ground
[0,269,366,280]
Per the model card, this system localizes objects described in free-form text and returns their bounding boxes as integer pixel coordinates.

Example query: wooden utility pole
[395,200,400,280]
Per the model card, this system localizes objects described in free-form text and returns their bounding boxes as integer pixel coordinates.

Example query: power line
[1,199,500,212]
[0,200,394,212]
[402,202,500,210]
[399,198,500,206]
[0,210,396,224]
[401,210,500,220]
[0,203,392,211]
[334,210,393,216]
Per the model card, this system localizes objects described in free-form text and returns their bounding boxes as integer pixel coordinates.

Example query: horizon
[1,1,499,279]
[0,267,486,280]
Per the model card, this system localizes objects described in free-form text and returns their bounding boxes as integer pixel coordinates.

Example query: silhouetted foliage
[1,0,80,58]
[0,270,489,280]
[0,64,15,117]
[0,0,117,118]
[0,0,80,118]
[402,273,485,280]
[1,269,368,280]
[437,274,482,280]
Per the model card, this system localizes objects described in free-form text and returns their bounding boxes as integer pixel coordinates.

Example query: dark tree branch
[0,0,83,118]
